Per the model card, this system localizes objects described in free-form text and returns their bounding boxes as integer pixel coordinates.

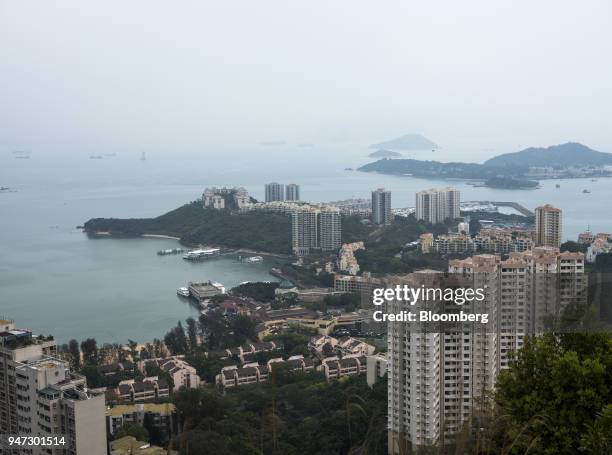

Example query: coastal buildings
[292,206,319,256]
[431,233,473,254]
[372,188,392,225]
[265,182,285,202]
[387,248,586,452]
[338,242,365,275]
[252,306,363,337]
[206,341,283,364]
[139,357,201,391]
[115,377,170,404]
[216,355,315,388]
[238,197,342,256]
[586,233,612,262]
[328,198,372,217]
[535,204,562,247]
[474,229,533,253]
[420,229,535,255]
[334,272,381,295]
[366,353,388,388]
[415,188,461,224]
[319,355,367,381]
[419,233,434,253]
[578,230,595,245]
[285,183,300,201]
[202,187,250,209]
[291,205,342,256]
[319,207,342,252]
[0,319,106,455]
[188,281,226,301]
[106,403,178,439]
[309,334,375,357]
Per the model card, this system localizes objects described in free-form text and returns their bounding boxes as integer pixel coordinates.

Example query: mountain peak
[369,134,437,151]
[484,142,612,167]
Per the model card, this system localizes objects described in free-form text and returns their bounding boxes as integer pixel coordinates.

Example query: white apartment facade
[285,183,300,201]
[319,207,342,252]
[372,189,392,225]
[265,182,285,202]
[415,188,460,224]
[0,320,106,455]
[388,248,586,453]
[535,204,562,247]
[292,205,342,256]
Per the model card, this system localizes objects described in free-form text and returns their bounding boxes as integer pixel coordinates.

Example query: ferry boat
[243,256,264,263]
[182,248,221,261]
[157,248,184,256]
[177,287,190,297]
[211,282,226,294]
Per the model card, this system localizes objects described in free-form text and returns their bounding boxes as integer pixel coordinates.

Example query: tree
[230,282,279,302]
[495,333,611,454]
[186,317,198,351]
[560,240,587,253]
[181,430,231,455]
[164,322,188,355]
[80,338,98,365]
[152,338,164,357]
[80,364,104,388]
[199,310,228,349]
[127,339,139,362]
[114,423,149,442]
[68,339,81,370]
[230,315,257,344]
[580,404,612,454]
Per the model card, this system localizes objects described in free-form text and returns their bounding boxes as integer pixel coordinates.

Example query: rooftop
[106,403,176,417]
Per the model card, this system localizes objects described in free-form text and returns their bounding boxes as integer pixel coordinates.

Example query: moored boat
[177,287,190,297]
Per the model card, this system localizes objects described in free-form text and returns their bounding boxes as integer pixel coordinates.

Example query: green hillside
[83,202,293,254]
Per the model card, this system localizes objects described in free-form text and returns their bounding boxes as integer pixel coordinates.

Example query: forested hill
[358,158,525,179]
[83,202,293,254]
[484,142,612,167]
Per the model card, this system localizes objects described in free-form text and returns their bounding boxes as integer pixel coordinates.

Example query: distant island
[359,142,612,187]
[369,134,437,151]
[484,142,612,167]
[368,149,402,158]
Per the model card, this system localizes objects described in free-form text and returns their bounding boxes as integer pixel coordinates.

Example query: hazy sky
[1,0,611,160]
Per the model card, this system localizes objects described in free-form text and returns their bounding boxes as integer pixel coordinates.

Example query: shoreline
[142,234,181,240]
[86,230,293,259]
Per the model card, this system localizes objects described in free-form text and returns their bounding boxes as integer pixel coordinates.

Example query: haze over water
[1,149,611,343]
